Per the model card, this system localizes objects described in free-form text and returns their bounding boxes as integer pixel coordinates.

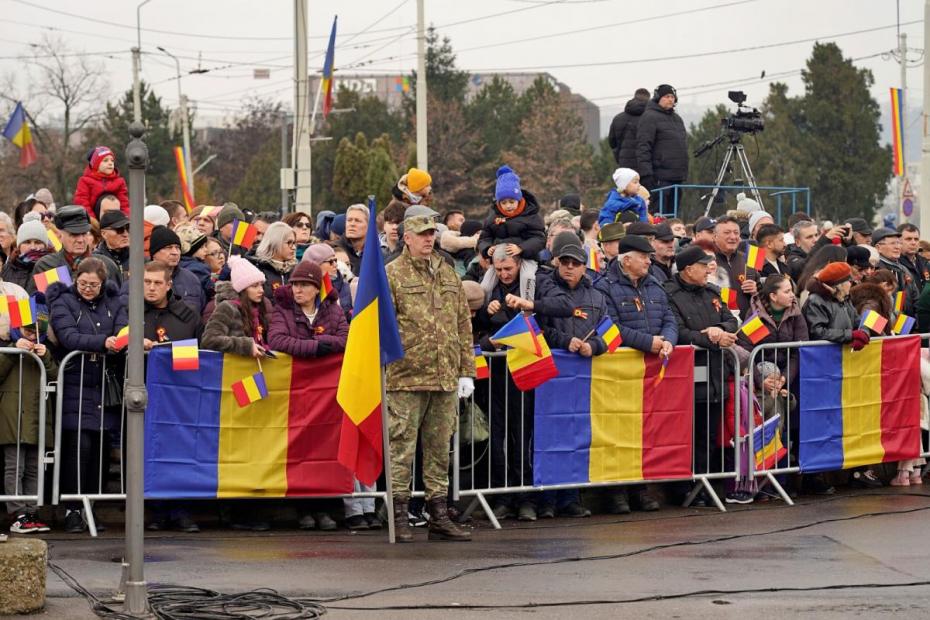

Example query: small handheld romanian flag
[859,310,888,335]
[318,272,334,304]
[231,372,269,407]
[171,339,200,371]
[894,291,905,313]
[230,219,258,249]
[3,296,35,328]
[46,229,62,252]
[595,315,623,353]
[740,313,770,345]
[474,345,489,380]
[113,326,129,351]
[652,354,670,387]
[753,414,787,470]
[745,243,766,271]
[587,245,601,272]
[33,266,72,294]
[720,287,738,310]
[892,313,916,336]
[490,313,544,356]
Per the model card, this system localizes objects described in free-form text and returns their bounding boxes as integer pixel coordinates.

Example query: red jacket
[73,164,129,218]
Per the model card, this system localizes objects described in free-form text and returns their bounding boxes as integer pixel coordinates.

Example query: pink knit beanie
[228,255,266,293]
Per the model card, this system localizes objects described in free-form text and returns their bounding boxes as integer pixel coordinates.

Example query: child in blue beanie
[477,165,546,261]
[598,167,649,226]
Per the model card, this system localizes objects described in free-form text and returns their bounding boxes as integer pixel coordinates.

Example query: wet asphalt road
[16,488,930,618]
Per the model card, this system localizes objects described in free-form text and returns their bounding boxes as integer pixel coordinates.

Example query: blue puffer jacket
[598,189,648,226]
[47,281,128,432]
[594,258,678,353]
[180,255,214,302]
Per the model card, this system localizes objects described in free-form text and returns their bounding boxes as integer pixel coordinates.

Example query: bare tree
[2,35,109,203]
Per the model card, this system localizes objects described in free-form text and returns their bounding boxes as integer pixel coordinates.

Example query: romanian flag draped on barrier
[533,347,694,486]
[321,16,338,119]
[2,102,37,167]
[144,348,354,498]
[336,197,404,486]
[798,337,921,473]
[890,87,905,177]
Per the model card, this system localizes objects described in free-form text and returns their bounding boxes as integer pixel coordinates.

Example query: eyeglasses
[323,258,338,265]
[77,280,101,290]
[205,251,225,259]
[108,226,129,234]
[41,212,53,221]
[292,222,311,229]
[559,258,585,268]
[285,240,296,247]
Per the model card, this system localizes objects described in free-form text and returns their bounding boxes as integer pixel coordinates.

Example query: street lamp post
[132,0,152,124]
[158,46,195,199]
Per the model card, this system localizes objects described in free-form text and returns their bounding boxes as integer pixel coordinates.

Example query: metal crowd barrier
[456,347,741,530]
[0,348,51,511]
[746,334,930,501]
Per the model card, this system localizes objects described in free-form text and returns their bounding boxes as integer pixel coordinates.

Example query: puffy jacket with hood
[267,284,348,357]
[477,189,546,260]
[47,280,127,432]
[802,280,857,344]
[594,258,678,353]
[635,99,689,186]
[598,189,648,226]
[608,97,647,168]
[73,163,129,218]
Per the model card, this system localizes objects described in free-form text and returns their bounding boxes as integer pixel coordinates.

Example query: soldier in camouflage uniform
[386,206,476,542]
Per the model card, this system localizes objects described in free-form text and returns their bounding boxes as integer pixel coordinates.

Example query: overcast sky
[2,0,925,128]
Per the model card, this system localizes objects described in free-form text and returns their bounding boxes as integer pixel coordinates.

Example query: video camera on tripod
[694,91,765,216]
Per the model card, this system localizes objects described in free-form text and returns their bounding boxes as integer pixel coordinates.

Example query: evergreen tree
[229,135,281,211]
[366,135,399,210]
[798,42,890,221]
[504,77,595,208]
[332,133,373,206]
[465,76,528,164]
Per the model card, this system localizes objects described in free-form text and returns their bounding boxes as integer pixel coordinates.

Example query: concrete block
[0,538,46,615]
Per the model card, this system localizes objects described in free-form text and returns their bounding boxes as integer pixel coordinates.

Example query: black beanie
[654,84,677,101]
[149,225,181,258]
[459,219,482,238]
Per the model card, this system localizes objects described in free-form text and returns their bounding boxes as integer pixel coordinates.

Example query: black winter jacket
[635,99,689,185]
[535,271,608,354]
[477,189,546,260]
[608,97,647,167]
[144,293,201,344]
[802,280,857,344]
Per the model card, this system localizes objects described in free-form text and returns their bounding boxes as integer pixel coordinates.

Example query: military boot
[393,498,414,542]
[427,497,471,542]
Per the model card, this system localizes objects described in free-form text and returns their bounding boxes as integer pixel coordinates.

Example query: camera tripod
[698,133,765,217]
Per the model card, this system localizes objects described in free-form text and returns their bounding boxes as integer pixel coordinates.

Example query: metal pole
[123,122,149,615]
[900,31,908,224]
[293,0,313,214]
[415,0,428,169]
[281,111,289,214]
[922,0,930,230]
[380,367,395,544]
[158,47,195,200]
[132,0,152,124]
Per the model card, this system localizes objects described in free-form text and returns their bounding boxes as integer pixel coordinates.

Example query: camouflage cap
[405,215,438,234]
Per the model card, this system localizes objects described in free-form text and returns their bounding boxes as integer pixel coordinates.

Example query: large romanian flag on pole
[321,16,338,119]
[798,337,921,473]
[533,347,695,485]
[890,87,905,177]
[2,102,37,168]
[143,349,354,497]
[336,196,404,485]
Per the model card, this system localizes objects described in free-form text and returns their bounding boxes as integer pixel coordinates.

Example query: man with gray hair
[594,233,677,514]
[339,203,374,276]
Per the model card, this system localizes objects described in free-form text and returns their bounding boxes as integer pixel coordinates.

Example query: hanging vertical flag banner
[321,16,338,119]
[173,146,195,212]
[890,87,905,177]
[2,102,38,167]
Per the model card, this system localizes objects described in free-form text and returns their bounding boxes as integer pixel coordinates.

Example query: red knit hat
[817,261,851,286]
[89,146,114,172]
